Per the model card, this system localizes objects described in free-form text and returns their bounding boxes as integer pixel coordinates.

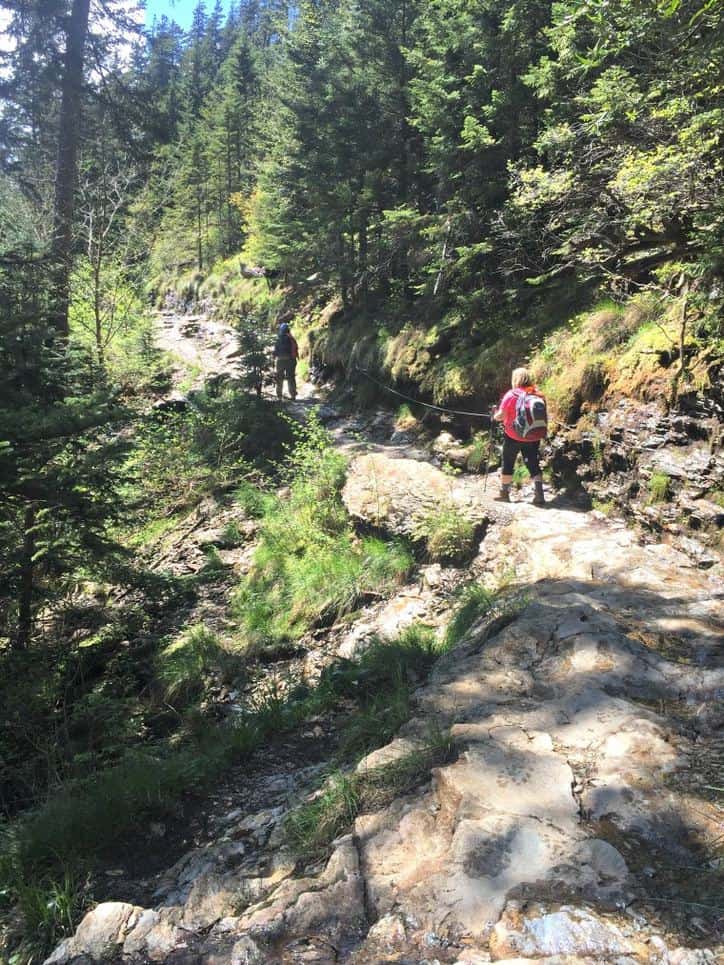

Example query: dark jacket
[274,332,298,360]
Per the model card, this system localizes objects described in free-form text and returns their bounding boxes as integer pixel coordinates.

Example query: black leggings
[502,435,541,478]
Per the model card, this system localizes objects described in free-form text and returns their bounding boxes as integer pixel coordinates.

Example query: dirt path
[47,314,724,965]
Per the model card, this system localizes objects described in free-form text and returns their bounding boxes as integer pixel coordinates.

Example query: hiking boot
[532,482,545,506]
[494,486,511,503]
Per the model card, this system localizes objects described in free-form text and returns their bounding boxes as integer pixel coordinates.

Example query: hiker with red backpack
[273,322,299,401]
[493,367,548,506]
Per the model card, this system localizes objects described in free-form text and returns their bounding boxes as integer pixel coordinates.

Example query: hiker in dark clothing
[493,367,548,506]
[273,322,298,400]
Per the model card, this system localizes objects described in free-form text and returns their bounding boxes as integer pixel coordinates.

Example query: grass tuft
[444,582,496,648]
[648,471,671,503]
[415,503,477,564]
[285,731,454,860]
[156,624,228,705]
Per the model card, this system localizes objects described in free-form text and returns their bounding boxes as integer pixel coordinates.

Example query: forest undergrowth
[0,340,501,961]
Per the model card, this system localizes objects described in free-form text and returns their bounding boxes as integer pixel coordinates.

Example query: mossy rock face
[527,292,713,425]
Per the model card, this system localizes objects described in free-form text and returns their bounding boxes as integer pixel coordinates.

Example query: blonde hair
[512,367,533,388]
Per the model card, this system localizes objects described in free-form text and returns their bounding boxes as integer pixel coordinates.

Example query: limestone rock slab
[342,451,489,540]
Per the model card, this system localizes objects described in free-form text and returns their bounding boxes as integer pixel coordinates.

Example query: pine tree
[0,256,128,648]
[202,30,262,257]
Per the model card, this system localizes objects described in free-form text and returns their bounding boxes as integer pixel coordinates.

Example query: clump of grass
[332,624,439,758]
[415,503,477,564]
[285,732,454,859]
[648,471,671,503]
[220,520,245,546]
[0,862,86,964]
[156,624,228,705]
[285,771,360,857]
[394,402,420,432]
[444,582,496,648]
[235,479,275,518]
[592,498,617,516]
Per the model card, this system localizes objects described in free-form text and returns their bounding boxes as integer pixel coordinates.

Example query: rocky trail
[47,313,723,965]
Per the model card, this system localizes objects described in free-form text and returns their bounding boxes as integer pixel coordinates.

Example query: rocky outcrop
[549,397,723,569]
[342,450,493,547]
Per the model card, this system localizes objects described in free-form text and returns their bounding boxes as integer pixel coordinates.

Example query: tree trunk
[196,185,204,271]
[93,258,105,369]
[669,279,690,410]
[15,505,37,650]
[226,110,234,252]
[50,0,92,337]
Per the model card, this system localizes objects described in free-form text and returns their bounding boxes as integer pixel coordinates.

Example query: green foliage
[0,863,86,965]
[156,624,229,706]
[512,463,531,489]
[444,583,496,649]
[127,386,295,510]
[236,312,275,396]
[648,471,672,503]
[235,479,275,518]
[285,771,360,858]
[592,498,617,517]
[510,0,723,288]
[466,433,494,473]
[415,504,477,564]
[329,624,440,758]
[285,735,454,860]
[0,257,132,649]
[0,620,448,955]
[234,414,413,648]
[69,262,167,392]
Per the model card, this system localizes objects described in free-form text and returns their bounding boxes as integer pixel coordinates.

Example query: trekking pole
[483,406,496,493]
